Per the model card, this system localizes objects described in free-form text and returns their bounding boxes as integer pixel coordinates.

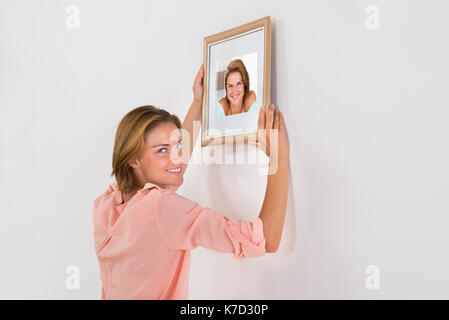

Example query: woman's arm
[181,65,204,175]
[218,97,230,116]
[243,91,257,112]
[249,105,290,252]
[258,158,289,252]
[156,190,266,259]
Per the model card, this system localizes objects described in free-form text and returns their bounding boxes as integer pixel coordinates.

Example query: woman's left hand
[193,64,204,102]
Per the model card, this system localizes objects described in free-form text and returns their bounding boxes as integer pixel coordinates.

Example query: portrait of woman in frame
[201,16,271,147]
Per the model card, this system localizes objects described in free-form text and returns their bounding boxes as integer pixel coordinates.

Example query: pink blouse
[92,182,266,300]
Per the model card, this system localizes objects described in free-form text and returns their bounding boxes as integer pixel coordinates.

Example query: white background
[0,0,448,299]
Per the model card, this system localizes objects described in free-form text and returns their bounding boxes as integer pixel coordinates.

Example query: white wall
[1,0,448,299]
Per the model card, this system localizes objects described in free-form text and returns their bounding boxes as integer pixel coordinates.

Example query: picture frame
[201,16,271,147]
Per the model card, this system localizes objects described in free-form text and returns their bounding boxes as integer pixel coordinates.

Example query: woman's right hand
[248,104,290,163]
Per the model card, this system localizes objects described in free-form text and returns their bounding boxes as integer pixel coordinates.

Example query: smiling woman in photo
[216,59,258,117]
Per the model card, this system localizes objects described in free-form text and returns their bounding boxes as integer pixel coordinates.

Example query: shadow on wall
[269,17,298,254]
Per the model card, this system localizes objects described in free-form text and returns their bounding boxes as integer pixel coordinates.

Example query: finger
[279,111,285,133]
[266,104,275,130]
[274,109,280,131]
[258,106,265,130]
[196,69,202,82]
[258,106,266,146]
[244,135,254,144]
[195,65,204,81]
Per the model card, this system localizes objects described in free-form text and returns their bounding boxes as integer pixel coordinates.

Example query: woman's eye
[158,141,181,153]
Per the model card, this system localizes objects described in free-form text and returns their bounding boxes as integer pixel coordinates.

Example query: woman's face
[130,122,184,189]
[226,72,245,105]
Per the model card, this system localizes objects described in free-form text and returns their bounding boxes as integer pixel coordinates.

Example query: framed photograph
[201,16,271,147]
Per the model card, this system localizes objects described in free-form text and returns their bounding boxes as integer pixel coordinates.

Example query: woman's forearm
[181,99,202,173]
[258,159,289,252]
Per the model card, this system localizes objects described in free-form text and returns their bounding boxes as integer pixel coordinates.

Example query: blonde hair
[111,105,182,195]
[224,59,250,105]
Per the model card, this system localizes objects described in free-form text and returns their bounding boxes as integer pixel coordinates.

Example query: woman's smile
[230,93,240,101]
[166,166,182,174]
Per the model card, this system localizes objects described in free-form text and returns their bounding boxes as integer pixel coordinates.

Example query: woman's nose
[171,147,184,164]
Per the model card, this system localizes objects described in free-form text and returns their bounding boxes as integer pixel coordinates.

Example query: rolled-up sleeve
[155,190,266,259]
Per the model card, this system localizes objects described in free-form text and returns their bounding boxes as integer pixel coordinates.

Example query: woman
[217,59,258,117]
[92,65,290,300]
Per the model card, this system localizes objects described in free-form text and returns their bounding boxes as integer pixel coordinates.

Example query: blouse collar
[109,182,165,208]
[109,182,162,193]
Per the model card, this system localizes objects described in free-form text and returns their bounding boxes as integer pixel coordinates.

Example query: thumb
[247,141,257,147]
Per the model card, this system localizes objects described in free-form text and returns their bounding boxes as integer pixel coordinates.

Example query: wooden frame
[201,16,271,147]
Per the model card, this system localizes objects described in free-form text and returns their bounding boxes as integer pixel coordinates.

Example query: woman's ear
[128,159,140,169]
